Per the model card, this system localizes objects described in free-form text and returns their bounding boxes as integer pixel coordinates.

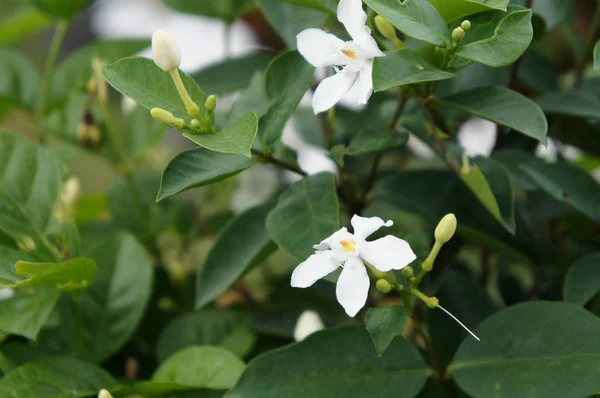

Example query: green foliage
[364,306,409,356]
[30,0,90,19]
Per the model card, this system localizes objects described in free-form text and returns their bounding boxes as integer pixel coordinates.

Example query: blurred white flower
[457,118,497,157]
[231,165,280,214]
[0,288,15,301]
[535,138,582,162]
[98,389,114,398]
[293,310,325,341]
[407,135,436,159]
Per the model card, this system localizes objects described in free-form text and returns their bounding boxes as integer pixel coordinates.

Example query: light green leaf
[521,162,600,222]
[158,148,255,201]
[364,0,449,47]
[196,202,275,308]
[427,0,508,23]
[373,48,456,91]
[266,173,340,261]
[0,50,39,113]
[259,51,315,147]
[152,346,245,390]
[157,310,255,363]
[536,90,600,120]
[364,306,409,356]
[6,257,95,291]
[260,0,328,48]
[31,0,90,19]
[436,86,548,144]
[455,10,533,67]
[123,103,166,160]
[0,357,117,397]
[182,111,258,157]
[0,246,37,286]
[0,288,60,340]
[228,326,432,398]
[450,302,600,398]
[163,0,256,22]
[103,56,206,120]
[564,252,600,306]
[0,8,52,47]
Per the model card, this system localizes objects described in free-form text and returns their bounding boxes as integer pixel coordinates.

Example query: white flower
[293,310,325,341]
[152,29,181,72]
[457,118,497,157]
[98,389,114,398]
[291,215,416,317]
[0,288,14,301]
[296,0,385,114]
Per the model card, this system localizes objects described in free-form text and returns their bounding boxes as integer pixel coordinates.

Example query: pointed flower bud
[461,20,471,31]
[435,213,457,244]
[150,108,185,129]
[375,16,396,41]
[152,30,181,72]
[376,279,392,293]
[452,27,466,42]
[98,389,114,398]
[205,95,217,112]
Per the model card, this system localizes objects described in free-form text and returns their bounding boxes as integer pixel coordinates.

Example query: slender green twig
[251,149,307,176]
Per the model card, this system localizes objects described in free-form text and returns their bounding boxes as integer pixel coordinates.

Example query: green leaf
[0,357,117,397]
[332,128,409,166]
[51,39,150,106]
[123,103,166,160]
[152,346,245,390]
[564,252,600,306]
[364,306,409,356]
[455,10,533,67]
[193,53,273,95]
[536,90,600,120]
[163,0,256,22]
[266,173,340,261]
[75,233,153,362]
[31,0,90,19]
[427,0,509,23]
[0,246,36,286]
[103,56,206,120]
[521,162,600,222]
[364,0,449,47]
[0,288,60,340]
[7,257,95,291]
[259,51,314,147]
[436,86,548,144]
[157,310,255,363]
[0,50,39,113]
[260,0,328,48]
[228,326,432,398]
[196,202,276,308]
[373,48,456,91]
[274,0,337,13]
[182,111,258,157]
[158,148,254,201]
[0,8,52,47]
[450,301,600,398]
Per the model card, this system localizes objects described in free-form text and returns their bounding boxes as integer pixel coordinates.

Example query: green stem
[251,149,307,176]
[37,20,69,142]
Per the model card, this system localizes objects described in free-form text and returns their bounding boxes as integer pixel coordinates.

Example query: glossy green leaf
[364,306,409,356]
[228,326,432,398]
[450,302,600,398]
[0,50,39,113]
[31,0,90,19]
[0,357,117,397]
[7,257,95,291]
[521,162,600,222]
[266,173,340,261]
[196,202,275,308]
[163,0,256,22]
[455,10,533,67]
[275,0,337,13]
[259,51,314,147]
[157,310,255,363]
[260,0,328,48]
[373,48,456,91]
[103,56,206,120]
[364,0,449,47]
[158,148,255,201]
[331,128,409,166]
[153,346,245,390]
[183,111,258,157]
[436,86,548,144]
[0,288,60,340]
[427,0,508,23]
[564,252,600,306]
[536,90,600,119]
[0,8,52,47]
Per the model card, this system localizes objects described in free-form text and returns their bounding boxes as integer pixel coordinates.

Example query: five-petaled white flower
[297,0,386,114]
[291,215,416,317]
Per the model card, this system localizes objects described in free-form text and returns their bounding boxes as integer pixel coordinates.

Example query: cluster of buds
[452,20,471,44]
[150,30,216,134]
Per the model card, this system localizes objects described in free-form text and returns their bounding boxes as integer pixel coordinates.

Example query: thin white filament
[437,304,481,342]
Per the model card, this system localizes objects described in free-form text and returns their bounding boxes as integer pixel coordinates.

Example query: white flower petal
[337,0,385,58]
[457,118,497,157]
[297,145,338,177]
[344,62,374,105]
[291,252,341,288]
[313,227,348,250]
[359,236,416,272]
[293,310,325,341]
[351,215,393,241]
[313,70,359,114]
[152,29,181,72]
[336,257,369,317]
[297,29,349,67]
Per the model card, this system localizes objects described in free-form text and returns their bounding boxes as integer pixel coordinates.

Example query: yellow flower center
[340,240,356,252]
[342,49,357,59]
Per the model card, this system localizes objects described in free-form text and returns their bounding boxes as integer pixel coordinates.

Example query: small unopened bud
[152,29,181,72]
[60,177,81,206]
[427,296,439,309]
[452,27,465,42]
[461,20,471,31]
[92,58,107,105]
[98,389,114,398]
[150,108,185,129]
[190,119,201,129]
[401,266,414,278]
[435,213,457,244]
[77,123,102,147]
[375,16,396,41]
[376,279,392,294]
[205,95,217,112]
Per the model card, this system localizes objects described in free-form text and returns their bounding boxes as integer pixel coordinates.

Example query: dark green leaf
[272,0,337,13]
[0,8,52,47]
[595,40,600,69]
[0,288,60,340]
[536,90,600,119]
[333,128,409,166]
[427,0,508,22]
[260,0,328,48]
[364,306,409,356]
[564,252,600,306]
[31,0,90,19]
[163,0,256,22]
[0,50,39,113]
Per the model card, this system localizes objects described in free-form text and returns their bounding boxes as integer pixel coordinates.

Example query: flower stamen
[342,49,357,59]
[340,240,356,252]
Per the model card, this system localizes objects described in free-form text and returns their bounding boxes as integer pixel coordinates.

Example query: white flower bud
[152,30,181,72]
[435,213,457,244]
[98,389,114,398]
[293,310,325,341]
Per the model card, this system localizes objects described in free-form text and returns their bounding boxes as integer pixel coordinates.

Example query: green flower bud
[461,20,471,31]
[452,27,465,42]
[376,279,392,294]
[205,95,217,112]
[427,296,439,309]
[375,16,396,41]
[402,266,414,278]
[151,108,184,129]
[191,119,201,129]
[435,213,457,244]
